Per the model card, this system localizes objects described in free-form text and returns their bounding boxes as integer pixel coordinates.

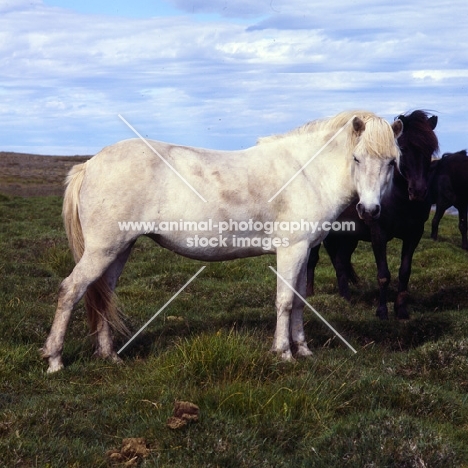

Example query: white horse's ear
[352,116,365,135]
[392,119,404,138]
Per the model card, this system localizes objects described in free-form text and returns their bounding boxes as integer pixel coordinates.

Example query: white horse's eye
[353,156,360,164]
[388,159,396,167]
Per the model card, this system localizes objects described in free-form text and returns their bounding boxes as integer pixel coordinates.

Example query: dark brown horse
[430,150,468,250]
[307,110,439,319]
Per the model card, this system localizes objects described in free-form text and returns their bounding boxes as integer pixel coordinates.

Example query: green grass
[1,194,468,467]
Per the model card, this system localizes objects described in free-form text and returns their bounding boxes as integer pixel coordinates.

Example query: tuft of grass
[40,244,75,278]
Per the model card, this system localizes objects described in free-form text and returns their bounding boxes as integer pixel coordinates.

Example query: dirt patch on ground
[0,151,91,197]
[106,438,151,466]
[166,400,200,429]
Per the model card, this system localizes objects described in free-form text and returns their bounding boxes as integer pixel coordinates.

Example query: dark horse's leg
[456,203,468,250]
[369,222,391,320]
[431,201,451,241]
[431,176,454,242]
[323,236,359,301]
[394,227,424,319]
[306,244,320,296]
[305,237,360,300]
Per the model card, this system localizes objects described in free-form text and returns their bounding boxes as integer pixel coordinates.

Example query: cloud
[0,0,467,154]
[165,0,271,18]
[0,0,41,13]
[412,70,468,81]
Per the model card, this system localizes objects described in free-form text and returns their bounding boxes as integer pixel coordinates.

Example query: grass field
[1,188,468,467]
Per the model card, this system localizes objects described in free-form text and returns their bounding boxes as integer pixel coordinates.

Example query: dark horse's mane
[441,149,467,158]
[397,110,439,156]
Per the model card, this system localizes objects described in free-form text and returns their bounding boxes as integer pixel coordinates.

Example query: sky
[0,0,467,155]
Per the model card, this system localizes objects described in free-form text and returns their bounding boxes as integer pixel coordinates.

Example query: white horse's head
[350,115,403,220]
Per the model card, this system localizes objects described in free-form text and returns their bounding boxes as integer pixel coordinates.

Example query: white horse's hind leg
[271,242,310,361]
[92,246,133,363]
[41,249,119,373]
[41,277,79,373]
[93,319,121,364]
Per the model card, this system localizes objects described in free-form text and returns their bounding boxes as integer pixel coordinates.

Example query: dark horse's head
[395,110,439,201]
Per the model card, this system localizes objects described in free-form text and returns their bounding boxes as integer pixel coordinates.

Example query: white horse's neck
[265,131,356,222]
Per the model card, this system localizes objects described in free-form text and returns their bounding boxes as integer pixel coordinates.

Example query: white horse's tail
[63,163,86,263]
[62,162,129,338]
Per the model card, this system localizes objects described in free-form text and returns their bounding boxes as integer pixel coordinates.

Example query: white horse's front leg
[290,298,313,358]
[271,292,295,361]
[290,246,313,358]
[271,242,311,360]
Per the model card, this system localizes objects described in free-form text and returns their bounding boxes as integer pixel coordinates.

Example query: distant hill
[0,151,91,197]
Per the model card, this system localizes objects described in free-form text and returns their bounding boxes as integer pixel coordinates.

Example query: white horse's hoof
[40,348,64,373]
[295,343,313,358]
[93,350,123,365]
[46,359,64,373]
[281,351,296,362]
[270,348,295,362]
[109,353,124,365]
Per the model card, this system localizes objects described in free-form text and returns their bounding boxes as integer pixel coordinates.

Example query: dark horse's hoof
[394,303,410,319]
[394,292,410,320]
[395,309,410,320]
[376,305,389,320]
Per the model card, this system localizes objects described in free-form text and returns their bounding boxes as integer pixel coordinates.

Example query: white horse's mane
[257,110,400,160]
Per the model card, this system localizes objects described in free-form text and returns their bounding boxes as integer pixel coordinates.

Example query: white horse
[41,110,402,373]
